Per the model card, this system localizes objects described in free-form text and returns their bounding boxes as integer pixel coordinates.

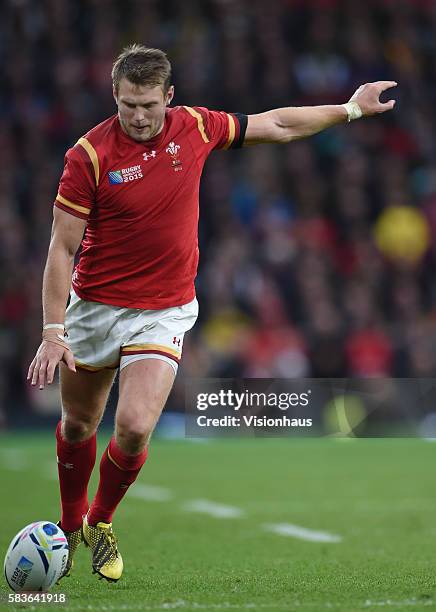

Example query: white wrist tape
[43,324,67,343]
[343,101,363,122]
[43,323,65,331]
[42,327,69,348]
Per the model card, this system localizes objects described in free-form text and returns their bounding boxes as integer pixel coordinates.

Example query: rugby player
[27,44,397,582]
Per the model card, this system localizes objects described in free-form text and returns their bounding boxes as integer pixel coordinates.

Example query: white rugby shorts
[64,289,199,375]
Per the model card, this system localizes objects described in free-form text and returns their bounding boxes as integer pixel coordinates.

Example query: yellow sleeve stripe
[76,137,100,186]
[183,106,210,143]
[222,114,236,150]
[56,193,90,216]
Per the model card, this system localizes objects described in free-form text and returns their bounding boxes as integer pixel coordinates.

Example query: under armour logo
[143,150,157,161]
[57,457,74,469]
[173,337,181,347]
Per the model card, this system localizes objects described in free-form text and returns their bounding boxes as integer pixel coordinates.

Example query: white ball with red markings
[4,521,69,592]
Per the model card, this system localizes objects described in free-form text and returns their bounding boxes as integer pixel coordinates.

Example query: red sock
[87,437,148,525]
[56,421,97,532]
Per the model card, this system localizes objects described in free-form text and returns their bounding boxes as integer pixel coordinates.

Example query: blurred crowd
[2,0,436,422]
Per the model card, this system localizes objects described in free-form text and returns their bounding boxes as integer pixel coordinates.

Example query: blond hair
[112,44,172,93]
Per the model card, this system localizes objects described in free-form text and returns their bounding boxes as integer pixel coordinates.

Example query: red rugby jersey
[55,106,246,309]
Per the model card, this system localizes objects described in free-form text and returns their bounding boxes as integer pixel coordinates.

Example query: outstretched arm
[244,81,397,146]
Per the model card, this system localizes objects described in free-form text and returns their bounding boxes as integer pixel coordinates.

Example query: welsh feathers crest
[166,142,181,156]
[165,141,183,171]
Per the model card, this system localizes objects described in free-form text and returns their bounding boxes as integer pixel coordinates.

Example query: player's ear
[112,85,118,105]
[166,86,174,106]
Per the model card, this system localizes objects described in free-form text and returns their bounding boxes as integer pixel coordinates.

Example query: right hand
[27,339,76,390]
[348,81,397,117]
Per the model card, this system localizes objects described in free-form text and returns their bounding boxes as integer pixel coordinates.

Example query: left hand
[349,81,398,117]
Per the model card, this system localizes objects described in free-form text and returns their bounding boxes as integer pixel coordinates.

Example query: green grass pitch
[0,433,435,611]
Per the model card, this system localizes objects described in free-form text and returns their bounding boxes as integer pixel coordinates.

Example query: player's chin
[131,134,149,142]
[129,127,151,142]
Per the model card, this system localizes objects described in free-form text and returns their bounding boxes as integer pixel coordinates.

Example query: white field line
[128,483,173,502]
[4,458,343,545]
[42,464,173,501]
[182,499,245,519]
[264,522,342,543]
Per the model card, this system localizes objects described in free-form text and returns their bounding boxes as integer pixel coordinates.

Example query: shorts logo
[108,165,143,185]
[173,336,181,347]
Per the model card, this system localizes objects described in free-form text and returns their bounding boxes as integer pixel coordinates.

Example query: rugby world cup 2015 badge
[108,170,123,184]
[108,165,143,184]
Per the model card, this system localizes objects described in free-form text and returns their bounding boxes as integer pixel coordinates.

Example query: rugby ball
[4,521,69,592]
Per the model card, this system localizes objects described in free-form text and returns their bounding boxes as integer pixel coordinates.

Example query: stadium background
[1,0,436,428]
[2,2,436,610]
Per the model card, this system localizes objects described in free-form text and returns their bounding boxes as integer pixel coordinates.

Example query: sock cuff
[56,421,96,450]
[107,437,148,471]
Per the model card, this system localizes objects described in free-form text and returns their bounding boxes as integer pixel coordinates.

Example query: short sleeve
[184,107,248,151]
[54,145,96,220]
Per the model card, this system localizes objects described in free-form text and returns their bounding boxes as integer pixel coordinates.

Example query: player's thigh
[60,362,117,424]
[116,359,175,434]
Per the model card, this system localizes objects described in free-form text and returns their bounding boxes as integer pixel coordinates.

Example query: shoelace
[93,528,119,570]
[102,527,118,556]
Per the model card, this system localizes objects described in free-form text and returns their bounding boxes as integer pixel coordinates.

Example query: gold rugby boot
[82,514,123,582]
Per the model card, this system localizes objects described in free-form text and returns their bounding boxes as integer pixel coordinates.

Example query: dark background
[2,0,436,428]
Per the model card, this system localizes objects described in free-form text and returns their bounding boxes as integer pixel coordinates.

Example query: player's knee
[62,415,98,443]
[115,419,151,454]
